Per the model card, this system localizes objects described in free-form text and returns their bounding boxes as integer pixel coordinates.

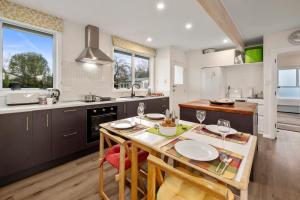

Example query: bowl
[159,124,177,136]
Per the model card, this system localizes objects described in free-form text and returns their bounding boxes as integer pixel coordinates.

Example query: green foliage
[3,52,53,88]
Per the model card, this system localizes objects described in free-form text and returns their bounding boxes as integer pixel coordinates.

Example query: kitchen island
[179,99,258,135]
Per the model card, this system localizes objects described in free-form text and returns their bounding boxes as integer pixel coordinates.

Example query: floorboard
[0,130,299,200]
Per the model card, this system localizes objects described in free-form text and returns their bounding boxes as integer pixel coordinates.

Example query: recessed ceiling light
[156,2,165,10]
[223,39,229,43]
[185,23,193,30]
[147,37,153,42]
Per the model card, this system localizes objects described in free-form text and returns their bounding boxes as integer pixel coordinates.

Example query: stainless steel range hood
[76,25,113,65]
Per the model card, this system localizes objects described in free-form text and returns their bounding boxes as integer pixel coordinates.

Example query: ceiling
[223,0,300,45]
[10,0,300,50]
[11,0,232,50]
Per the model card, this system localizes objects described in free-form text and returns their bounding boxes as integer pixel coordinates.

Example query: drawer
[52,107,86,133]
[52,129,85,159]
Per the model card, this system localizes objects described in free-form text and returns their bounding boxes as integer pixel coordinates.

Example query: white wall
[264,27,300,139]
[278,51,300,67]
[186,50,264,100]
[223,64,264,97]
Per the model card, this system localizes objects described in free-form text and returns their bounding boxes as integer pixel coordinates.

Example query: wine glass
[137,102,145,124]
[217,119,230,149]
[196,110,206,127]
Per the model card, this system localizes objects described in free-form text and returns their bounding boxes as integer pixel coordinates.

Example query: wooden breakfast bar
[179,99,258,135]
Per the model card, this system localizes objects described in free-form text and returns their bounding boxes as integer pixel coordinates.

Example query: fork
[220,158,233,175]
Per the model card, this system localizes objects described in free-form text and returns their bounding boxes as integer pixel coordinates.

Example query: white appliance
[6,92,40,105]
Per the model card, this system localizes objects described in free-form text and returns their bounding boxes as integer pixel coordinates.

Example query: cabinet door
[145,98,169,114]
[0,112,33,178]
[52,107,85,159]
[33,110,52,165]
[126,100,147,117]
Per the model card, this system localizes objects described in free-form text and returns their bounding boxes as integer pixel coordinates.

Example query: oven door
[87,113,117,143]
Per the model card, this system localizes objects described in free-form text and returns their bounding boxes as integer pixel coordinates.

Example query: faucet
[131,83,140,97]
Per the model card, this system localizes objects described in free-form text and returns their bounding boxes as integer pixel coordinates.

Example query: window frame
[278,67,300,88]
[0,18,59,91]
[112,47,152,92]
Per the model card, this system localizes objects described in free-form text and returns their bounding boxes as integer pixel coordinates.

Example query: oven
[87,106,118,144]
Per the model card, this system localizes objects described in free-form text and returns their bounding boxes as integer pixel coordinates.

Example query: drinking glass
[196,110,206,125]
[217,119,230,149]
[137,102,145,124]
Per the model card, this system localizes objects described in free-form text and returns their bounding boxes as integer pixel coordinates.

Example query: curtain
[0,0,63,32]
[112,36,156,57]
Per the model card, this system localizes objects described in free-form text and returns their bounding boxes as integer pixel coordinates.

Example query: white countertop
[0,96,168,115]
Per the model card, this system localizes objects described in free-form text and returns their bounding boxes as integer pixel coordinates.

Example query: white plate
[205,124,237,136]
[146,113,165,119]
[175,140,219,161]
[111,120,136,129]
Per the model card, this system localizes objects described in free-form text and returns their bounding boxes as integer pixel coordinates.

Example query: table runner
[160,136,244,179]
[192,125,251,144]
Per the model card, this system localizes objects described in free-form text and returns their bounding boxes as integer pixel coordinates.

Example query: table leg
[131,144,138,200]
[240,188,248,200]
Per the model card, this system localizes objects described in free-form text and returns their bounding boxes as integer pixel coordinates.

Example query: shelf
[202,62,263,69]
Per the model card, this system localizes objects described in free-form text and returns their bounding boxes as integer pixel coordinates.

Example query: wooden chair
[147,155,234,200]
[99,128,148,200]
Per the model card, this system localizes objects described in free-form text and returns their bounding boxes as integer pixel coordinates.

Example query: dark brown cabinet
[126,100,147,118]
[146,97,169,114]
[0,112,33,178]
[51,107,86,159]
[32,110,52,165]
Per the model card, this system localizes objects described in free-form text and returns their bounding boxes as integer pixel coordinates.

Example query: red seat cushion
[105,143,148,170]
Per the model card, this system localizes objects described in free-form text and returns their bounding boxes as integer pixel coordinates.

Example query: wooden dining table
[100,117,257,200]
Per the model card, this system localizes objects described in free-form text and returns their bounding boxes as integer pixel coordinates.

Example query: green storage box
[245,46,263,63]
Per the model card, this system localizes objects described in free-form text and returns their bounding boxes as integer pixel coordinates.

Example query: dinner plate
[205,124,237,136]
[111,120,136,129]
[175,140,219,161]
[146,113,165,120]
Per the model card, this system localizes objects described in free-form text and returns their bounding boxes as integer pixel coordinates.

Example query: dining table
[100,116,257,200]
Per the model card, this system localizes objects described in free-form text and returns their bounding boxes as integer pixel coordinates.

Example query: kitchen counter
[179,99,258,134]
[179,99,257,116]
[0,96,168,114]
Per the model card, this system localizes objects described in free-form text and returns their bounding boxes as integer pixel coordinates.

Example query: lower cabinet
[32,110,52,165]
[51,107,86,159]
[0,112,33,178]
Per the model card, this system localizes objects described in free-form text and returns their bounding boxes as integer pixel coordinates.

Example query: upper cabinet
[201,49,237,68]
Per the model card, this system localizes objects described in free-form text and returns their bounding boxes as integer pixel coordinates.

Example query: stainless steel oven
[87,106,117,143]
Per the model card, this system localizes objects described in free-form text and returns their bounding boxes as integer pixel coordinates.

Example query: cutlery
[220,158,233,175]
[215,154,228,172]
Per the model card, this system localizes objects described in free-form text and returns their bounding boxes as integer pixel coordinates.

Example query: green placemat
[147,124,193,139]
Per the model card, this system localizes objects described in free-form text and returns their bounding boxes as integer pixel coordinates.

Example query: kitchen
[0,0,300,200]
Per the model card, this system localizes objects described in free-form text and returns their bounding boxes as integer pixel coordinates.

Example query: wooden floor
[0,131,299,200]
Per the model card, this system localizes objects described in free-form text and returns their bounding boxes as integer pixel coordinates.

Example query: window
[1,22,55,89]
[113,50,150,90]
[174,65,184,85]
[278,68,300,98]
[278,69,297,87]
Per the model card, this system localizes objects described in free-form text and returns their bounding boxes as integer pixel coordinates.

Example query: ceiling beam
[196,0,245,50]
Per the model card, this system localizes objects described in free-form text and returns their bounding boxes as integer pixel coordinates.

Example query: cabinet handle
[63,132,78,137]
[26,116,29,131]
[63,109,77,113]
[46,113,49,128]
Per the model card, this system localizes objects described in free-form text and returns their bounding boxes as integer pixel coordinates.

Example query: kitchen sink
[121,96,146,99]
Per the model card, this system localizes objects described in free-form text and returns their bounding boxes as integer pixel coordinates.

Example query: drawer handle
[46,113,49,128]
[63,132,78,137]
[64,109,77,113]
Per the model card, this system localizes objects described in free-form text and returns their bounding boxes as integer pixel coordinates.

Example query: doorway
[276,51,300,133]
